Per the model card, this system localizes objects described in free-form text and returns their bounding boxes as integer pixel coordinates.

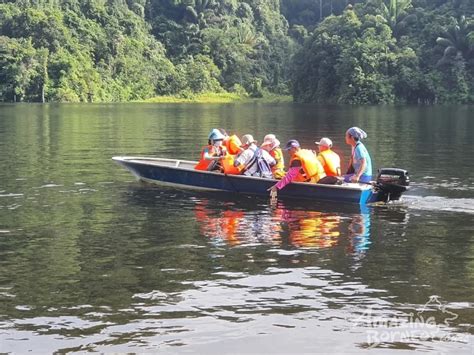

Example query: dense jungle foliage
[0,0,472,104]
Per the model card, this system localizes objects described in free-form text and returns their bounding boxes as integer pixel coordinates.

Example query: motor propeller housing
[375,168,410,201]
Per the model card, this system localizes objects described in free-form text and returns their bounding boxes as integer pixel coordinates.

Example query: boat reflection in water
[279,209,341,249]
[194,200,281,246]
[193,197,373,253]
[347,204,371,256]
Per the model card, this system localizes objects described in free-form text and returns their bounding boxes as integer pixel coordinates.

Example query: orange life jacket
[317,149,341,176]
[224,135,242,155]
[194,145,223,171]
[290,149,326,183]
[270,148,285,179]
[221,154,243,174]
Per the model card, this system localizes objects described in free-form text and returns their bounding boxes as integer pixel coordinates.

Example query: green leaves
[0,0,471,103]
[436,15,473,65]
[0,36,47,102]
[292,1,473,104]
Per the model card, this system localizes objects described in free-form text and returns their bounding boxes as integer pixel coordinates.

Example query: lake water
[0,103,472,353]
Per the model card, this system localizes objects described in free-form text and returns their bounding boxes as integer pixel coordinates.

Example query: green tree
[0,36,43,102]
[293,9,397,103]
[436,15,473,66]
[379,0,417,37]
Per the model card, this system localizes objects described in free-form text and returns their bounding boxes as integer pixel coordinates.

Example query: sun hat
[241,134,256,147]
[315,137,333,147]
[283,139,300,150]
[261,134,281,150]
[208,128,225,141]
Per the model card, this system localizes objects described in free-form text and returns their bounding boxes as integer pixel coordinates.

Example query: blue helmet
[208,129,225,141]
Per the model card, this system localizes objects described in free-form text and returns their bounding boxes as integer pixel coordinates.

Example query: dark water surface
[0,103,472,353]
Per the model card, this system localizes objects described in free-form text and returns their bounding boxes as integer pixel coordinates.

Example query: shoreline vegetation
[141,92,293,104]
[0,1,472,104]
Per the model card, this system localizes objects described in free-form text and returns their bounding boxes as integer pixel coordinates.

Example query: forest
[0,0,472,104]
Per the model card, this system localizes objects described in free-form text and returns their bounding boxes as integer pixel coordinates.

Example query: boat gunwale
[112,156,374,192]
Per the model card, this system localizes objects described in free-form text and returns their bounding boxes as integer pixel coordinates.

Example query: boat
[112,156,409,205]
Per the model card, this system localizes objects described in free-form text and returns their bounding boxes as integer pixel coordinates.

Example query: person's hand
[350,175,359,183]
[268,185,278,202]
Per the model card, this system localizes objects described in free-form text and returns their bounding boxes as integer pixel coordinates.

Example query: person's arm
[274,167,299,189]
[350,158,366,182]
[265,151,276,167]
[268,166,298,201]
[350,146,366,182]
[203,148,214,160]
[233,150,248,167]
[204,149,221,161]
[268,158,301,200]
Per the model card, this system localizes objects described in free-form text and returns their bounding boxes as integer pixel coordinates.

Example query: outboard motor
[375,168,410,202]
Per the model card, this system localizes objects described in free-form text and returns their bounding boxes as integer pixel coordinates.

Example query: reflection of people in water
[347,204,371,257]
[193,198,375,257]
[281,209,341,249]
[194,200,244,245]
[194,199,281,245]
[194,199,345,249]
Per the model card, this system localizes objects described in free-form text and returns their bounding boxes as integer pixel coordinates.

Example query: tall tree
[436,15,474,66]
[380,0,417,38]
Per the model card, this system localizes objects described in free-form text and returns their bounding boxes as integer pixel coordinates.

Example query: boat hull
[113,156,384,205]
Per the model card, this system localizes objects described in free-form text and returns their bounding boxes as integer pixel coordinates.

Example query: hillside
[0,0,472,104]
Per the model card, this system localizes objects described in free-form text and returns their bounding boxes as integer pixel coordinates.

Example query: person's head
[283,139,300,156]
[345,127,367,146]
[261,134,280,152]
[240,134,256,149]
[208,128,225,145]
[315,137,332,152]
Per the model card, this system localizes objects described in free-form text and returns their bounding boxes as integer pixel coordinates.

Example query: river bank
[141,92,292,104]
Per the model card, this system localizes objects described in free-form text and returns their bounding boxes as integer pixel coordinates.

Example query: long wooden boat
[112,156,409,205]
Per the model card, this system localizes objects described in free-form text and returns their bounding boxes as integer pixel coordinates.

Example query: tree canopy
[0,0,472,104]
[292,0,473,104]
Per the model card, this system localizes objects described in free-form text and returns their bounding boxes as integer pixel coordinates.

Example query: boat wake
[402,195,474,215]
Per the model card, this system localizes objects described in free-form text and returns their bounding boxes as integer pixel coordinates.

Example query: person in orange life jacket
[233,134,275,178]
[218,128,243,156]
[315,137,342,185]
[194,129,227,171]
[344,127,372,183]
[260,134,285,179]
[217,128,243,174]
[268,139,327,199]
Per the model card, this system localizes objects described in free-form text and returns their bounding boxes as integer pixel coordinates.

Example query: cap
[283,139,300,150]
[261,134,280,149]
[315,137,332,147]
[241,134,256,147]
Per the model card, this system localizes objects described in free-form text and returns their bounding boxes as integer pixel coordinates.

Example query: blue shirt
[353,142,372,177]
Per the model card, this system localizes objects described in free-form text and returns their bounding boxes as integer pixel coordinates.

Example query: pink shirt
[275,167,299,190]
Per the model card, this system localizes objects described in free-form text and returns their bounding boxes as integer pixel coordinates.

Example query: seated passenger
[314,137,342,185]
[316,137,341,176]
[344,127,372,183]
[194,129,226,172]
[218,128,243,174]
[268,139,327,198]
[233,134,275,178]
[219,128,243,156]
[261,134,285,179]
